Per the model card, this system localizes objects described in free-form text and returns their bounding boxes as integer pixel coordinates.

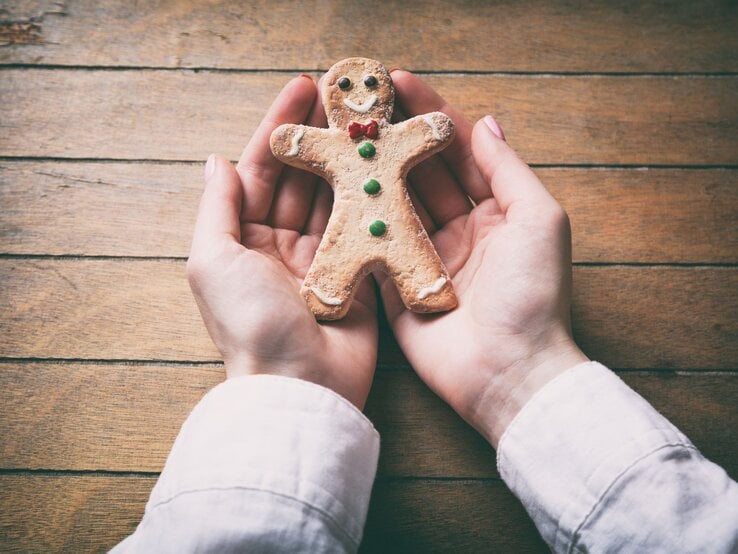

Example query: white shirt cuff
[496,361,738,552]
[128,374,379,551]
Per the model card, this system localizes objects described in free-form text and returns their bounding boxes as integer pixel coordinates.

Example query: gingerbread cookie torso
[270,57,458,320]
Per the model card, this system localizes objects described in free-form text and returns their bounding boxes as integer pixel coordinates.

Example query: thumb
[190,154,244,258]
[471,116,558,215]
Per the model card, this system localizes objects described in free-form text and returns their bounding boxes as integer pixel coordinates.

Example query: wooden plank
[1,260,735,368]
[0,1,736,73]
[0,362,736,479]
[0,362,497,476]
[0,162,201,258]
[364,480,547,553]
[1,71,736,165]
[0,474,150,553]
[2,162,737,263]
[547,168,738,264]
[0,473,547,552]
[571,267,738,370]
[0,259,214,360]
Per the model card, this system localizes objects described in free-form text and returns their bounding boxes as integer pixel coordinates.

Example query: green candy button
[369,220,386,237]
[363,179,381,195]
[358,142,376,158]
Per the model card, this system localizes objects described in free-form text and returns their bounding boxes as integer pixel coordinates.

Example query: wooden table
[1,1,736,551]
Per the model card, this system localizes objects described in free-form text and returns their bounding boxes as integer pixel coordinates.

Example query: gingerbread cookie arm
[391,112,455,168]
[270,124,334,178]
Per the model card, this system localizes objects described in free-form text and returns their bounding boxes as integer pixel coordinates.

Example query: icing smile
[343,95,377,113]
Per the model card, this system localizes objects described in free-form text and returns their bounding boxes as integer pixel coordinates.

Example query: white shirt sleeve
[497,361,738,553]
[111,374,380,553]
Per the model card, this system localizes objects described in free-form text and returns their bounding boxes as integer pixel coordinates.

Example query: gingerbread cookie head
[321,57,394,130]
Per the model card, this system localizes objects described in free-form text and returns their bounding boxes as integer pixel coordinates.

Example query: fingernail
[204,154,216,181]
[299,73,314,81]
[388,67,402,74]
[483,115,506,141]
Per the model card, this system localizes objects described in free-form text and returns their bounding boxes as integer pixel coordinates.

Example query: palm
[224,220,377,407]
[239,222,377,365]
[189,76,378,409]
[380,200,500,404]
[383,192,570,417]
[373,70,580,420]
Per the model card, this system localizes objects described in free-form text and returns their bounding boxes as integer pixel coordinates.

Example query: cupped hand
[379,71,588,444]
[187,75,377,409]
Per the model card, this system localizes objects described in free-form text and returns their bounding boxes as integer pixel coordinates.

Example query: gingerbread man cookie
[270,57,458,320]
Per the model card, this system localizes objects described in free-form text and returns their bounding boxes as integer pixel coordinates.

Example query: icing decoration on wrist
[344,95,377,113]
[418,277,447,299]
[358,142,376,158]
[369,220,386,236]
[309,286,342,306]
[363,178,381,195]
[422,114,442,140]
[287,128,305,156]
[348,120,379,139]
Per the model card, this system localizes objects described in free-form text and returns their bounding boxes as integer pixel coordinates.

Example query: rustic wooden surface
[2,71,737,165]
[1,1,736,552]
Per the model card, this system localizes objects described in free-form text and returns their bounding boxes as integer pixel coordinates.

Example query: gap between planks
[1,64,737,77]
[0,254,735,268]
[3,156,738,169]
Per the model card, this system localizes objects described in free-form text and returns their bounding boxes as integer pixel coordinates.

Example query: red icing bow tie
[348,120,379,139]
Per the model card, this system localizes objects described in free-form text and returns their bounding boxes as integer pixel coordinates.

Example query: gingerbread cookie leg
[385,230,457,313]
[393,269,456,313]
[300,241,369,320]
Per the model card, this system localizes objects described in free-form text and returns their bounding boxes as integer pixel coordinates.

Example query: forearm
[113,375,379,553]
[493,361,738,553]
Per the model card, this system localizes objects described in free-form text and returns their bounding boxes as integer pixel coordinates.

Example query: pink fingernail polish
[484,115,506,141]
[204,154,216,181]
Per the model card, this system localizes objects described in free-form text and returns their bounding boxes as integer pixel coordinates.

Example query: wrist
[470,335,589,448]
[223,353,372,411]
[224,353,317,383]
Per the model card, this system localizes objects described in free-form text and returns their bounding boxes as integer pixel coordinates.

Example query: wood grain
[0,474,149,553]
[2,2,735,552]
[1,71,736,165]
[571,267,738,370]
[2,162,737,263]
[0,362,736,479]
[363,479,547,553]
[0,473,550,553]
[1,259,735,368]
[0,1,736,73]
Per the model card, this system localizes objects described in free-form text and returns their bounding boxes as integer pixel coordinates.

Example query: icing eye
[364,75,378,87]
[337,77,351,90]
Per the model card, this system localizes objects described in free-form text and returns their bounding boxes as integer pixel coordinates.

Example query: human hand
[378,71,588,445]
[187,75,378,409]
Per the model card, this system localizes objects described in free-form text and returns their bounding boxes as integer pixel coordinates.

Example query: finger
[392,103,473,226]
[269,78,329,231]
[408,156,472,226]
[190,155,243,257]
[471,116,558,215]
[391,69,489,203]
[407,185,437,236]
[303,180,334,235]
[237,75,317,223]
